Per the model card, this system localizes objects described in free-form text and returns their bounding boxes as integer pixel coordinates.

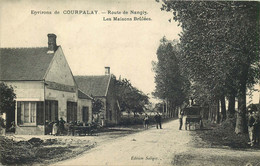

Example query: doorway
[82,106,89,124]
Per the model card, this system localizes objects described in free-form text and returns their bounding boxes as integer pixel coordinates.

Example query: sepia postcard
[0,0,259,165]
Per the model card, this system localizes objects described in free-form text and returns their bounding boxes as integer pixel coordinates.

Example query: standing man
[143,114,149,129]
[179,109,184,130]
[59,117,66,135]
[154,112,162,129]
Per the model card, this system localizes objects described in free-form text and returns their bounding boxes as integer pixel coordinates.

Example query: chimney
[47,33,57,53]
[105,67,110,75]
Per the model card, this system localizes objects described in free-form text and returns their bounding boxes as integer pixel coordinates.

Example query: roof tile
[75,75,110,97]
[0,47,54,81]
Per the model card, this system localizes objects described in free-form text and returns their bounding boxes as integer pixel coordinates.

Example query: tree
[115,78,149,116]
[159,1,260,133]
[0,83,16,129]
[92,98,104,114]
[152,37,190,115]
[154,103,164,113]
[0,83,16,114]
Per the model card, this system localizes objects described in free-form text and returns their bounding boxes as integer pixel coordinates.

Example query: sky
[0,0,182,102]
[0,0,259,104]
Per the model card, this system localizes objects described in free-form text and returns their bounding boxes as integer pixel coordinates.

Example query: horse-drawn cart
[183,105,203,130]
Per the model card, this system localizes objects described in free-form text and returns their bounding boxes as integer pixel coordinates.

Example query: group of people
[143,111,185,130]
[247,105,259,147]
[143,112,162,129]
[46,118,88,136]
[45,118,66,136]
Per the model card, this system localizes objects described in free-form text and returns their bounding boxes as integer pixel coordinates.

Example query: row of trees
[152,38,190,117]
[154,1,259,133]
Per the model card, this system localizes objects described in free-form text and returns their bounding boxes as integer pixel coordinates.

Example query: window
[20,102,37,125]
[17,101,44,126]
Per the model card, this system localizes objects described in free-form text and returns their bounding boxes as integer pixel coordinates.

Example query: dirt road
[55,120,260,166]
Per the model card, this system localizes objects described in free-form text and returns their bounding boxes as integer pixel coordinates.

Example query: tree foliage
[0,82,16,114]
[115,78,149,115]
[92,98,104,114]
[159,1,260,133]
[152,37,190,108]
[154,103,164,113]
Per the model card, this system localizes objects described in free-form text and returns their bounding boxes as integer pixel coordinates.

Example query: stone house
[74,68,121,126]
[0,34,92,135]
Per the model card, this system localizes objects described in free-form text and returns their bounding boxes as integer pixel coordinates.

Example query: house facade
[77,89,93,124]
[75,68,121,126]
[0,34,92,135]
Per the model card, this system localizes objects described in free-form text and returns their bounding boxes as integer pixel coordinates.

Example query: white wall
[4,81,45,134]
[4,81,44,101]
[45,88,77,121]
[78,98,92,123]
[45,47,75,86]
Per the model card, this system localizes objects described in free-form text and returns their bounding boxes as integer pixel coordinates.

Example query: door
[67,101,77,122]
[82,106,89,124]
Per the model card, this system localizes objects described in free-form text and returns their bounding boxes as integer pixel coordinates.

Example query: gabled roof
[74,75,111,97]
[78,89,93,100]
[0,47,55,81]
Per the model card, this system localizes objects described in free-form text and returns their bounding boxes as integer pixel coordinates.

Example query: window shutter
[67,102,70,122]
[55,101,58,121]
[45,101,49,122]
[17,101,21,125]
[74,103,77,122]
[82,107,84,122]
[36,102,44,125]
[86,107,89,122]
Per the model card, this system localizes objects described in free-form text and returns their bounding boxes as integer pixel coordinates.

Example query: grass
[195,118,256,149]
[172,152,260,166]
[0,136,95,165]
[173,118,260,166]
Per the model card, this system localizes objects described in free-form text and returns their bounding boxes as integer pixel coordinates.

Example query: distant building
[0,34,92,135]
[75,67,121,126]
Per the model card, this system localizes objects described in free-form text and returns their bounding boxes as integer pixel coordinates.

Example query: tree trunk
[227,94,236,118]
[177,106,180,117]
[162,102,165,117]
[235,84,247,134]
[165,99,168,118]
[216,100,220,124]
[209,102,213,121]
[220,95,227,121]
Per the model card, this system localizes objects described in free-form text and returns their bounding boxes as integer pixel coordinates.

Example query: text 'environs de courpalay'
[31,10,148,15]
